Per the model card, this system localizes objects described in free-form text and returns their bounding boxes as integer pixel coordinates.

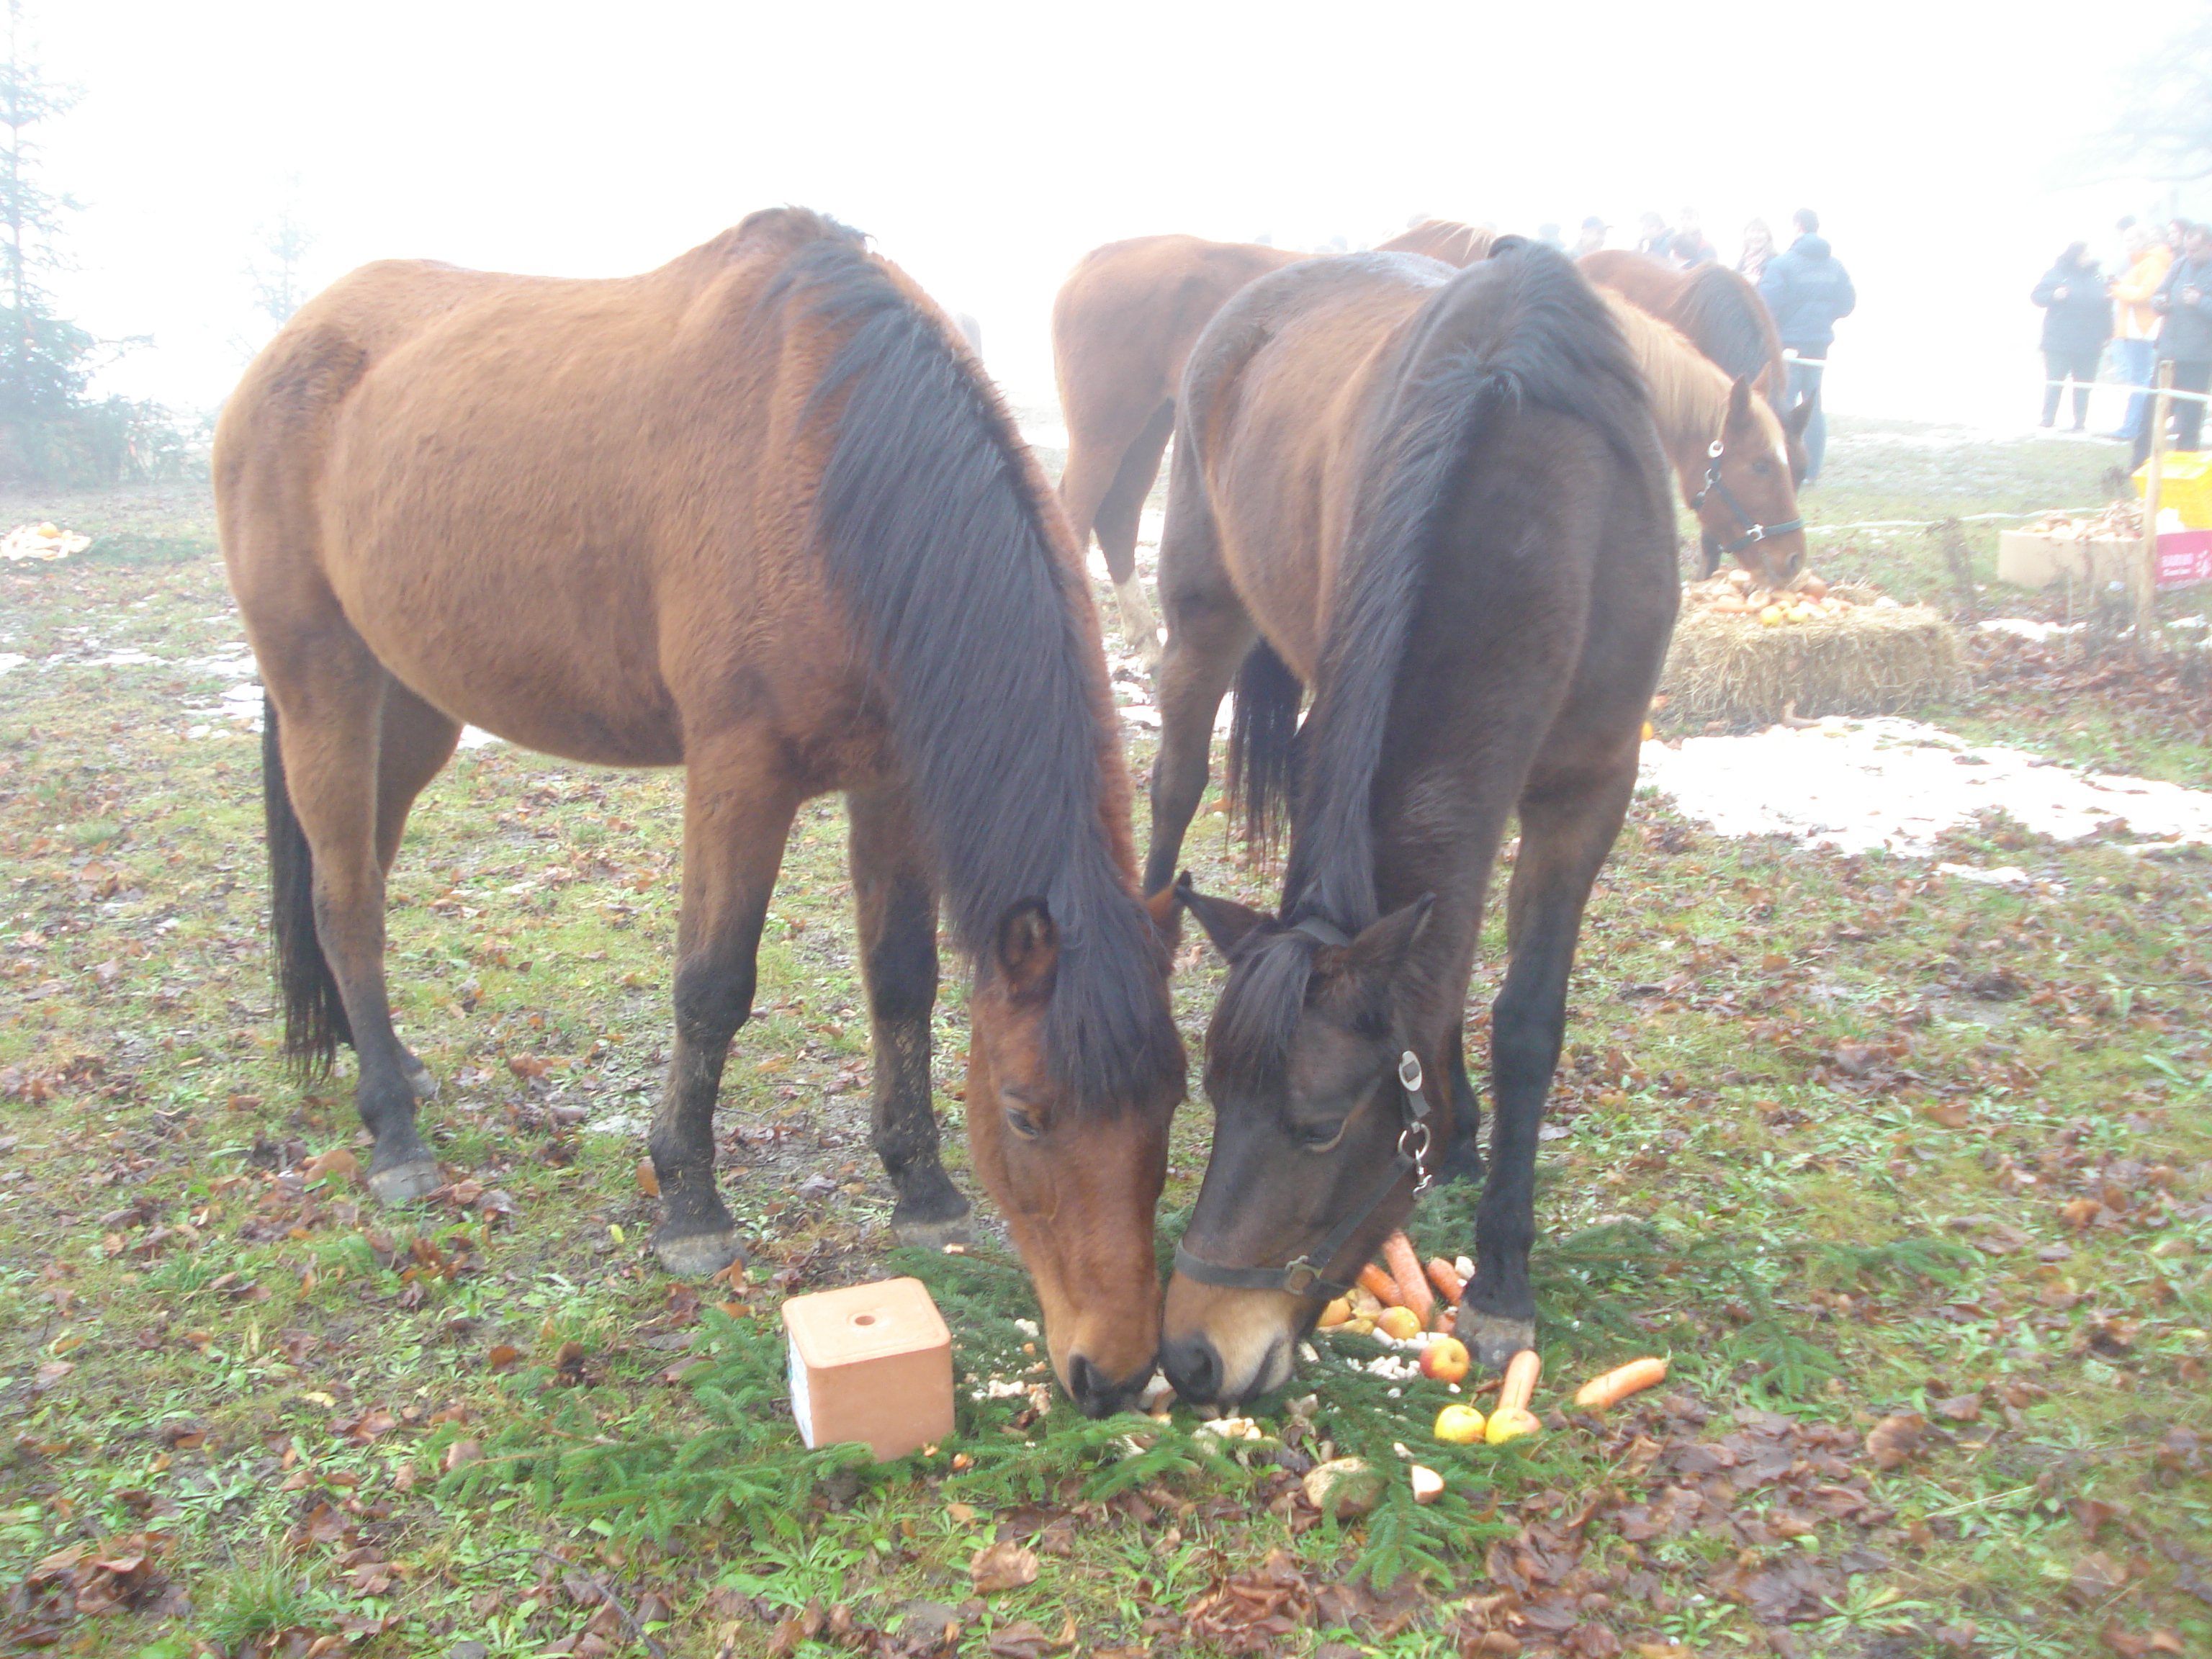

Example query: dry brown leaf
[968,1539,1039,1595]
[1864,1412,1927,1470]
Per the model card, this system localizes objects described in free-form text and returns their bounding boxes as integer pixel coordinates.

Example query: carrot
[1357,1264,1401,1307]
[1573,1356,1668,1411]
[1380,1232,1435,1322]
[1425,1256,1464,1305]
[1497,1349,1543,1416]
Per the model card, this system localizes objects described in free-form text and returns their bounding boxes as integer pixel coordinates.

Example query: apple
[1375,1305,1424,1341]
[1433,1403,1487,1444]
[1420,1336,1470,1384]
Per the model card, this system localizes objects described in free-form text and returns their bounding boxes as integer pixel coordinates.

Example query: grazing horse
[215,207,1186,1416]
[1138,244,1677,1407]
[1051,222,1493,667]
[1579,249,1807,485]
[1604,290,1810,585]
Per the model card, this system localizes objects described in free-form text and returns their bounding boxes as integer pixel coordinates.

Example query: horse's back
[216,209,885,770]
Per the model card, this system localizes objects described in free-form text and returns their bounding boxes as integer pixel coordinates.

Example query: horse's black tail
[263,696,349,1072]
[1226,637,1302,851]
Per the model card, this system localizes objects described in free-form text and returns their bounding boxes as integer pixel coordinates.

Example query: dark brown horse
[1139,243,1678,1407]
[215,207,1185,1416]
[1051,222,1493,666]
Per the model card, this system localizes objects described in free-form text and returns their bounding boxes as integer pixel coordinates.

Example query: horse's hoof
[1431,1136,1484,1187]
[653,1228,745,1279]
[366,1158,441,1205]
[892,1205,974,1251]
[1455,1310,1537,1375]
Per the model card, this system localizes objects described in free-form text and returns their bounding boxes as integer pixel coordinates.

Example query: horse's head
[1159,884,1437,1410]
[964,896,1184,1419]
[1697,374,1809,590]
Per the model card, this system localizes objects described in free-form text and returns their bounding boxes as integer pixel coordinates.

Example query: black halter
[1170,915,1437,1301]
[1689,436,1802,557]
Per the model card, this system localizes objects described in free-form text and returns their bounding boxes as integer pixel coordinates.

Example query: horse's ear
[1143,880,1184,954]
[1177,876,1271,958]
[1782,394,1818,441]
[1727,373,1755,426]
[1323,894,1434,984]
[994,899,1058,999]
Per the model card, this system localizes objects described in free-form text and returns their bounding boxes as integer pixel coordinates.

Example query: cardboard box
[1995,531,2131,590]
[782,1277,953,1461]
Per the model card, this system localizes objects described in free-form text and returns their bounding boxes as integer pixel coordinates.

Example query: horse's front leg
[649,734,800,1278]
[848,781,971,1248]
[1458,750,1637,1372]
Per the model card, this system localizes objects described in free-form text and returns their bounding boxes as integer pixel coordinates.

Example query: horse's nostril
[1066,1353,1141,1419]
[1160,1332,1223,1405]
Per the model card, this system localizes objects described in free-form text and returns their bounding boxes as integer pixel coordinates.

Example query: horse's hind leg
[264,641,442,1203]
[1456,737,1640,1372]
[649,730,800,1277]
[374,680,462,1102]
[1092,401,1176,672]
[848,781,971,1248]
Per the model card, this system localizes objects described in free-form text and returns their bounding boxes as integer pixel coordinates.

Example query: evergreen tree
[246,180,315,331]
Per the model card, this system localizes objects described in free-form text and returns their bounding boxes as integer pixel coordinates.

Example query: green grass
[1,457,2209,1658]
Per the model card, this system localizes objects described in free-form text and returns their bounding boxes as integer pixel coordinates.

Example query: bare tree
[2084,19,2212,185]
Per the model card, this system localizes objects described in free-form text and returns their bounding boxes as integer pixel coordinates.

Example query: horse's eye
[1295,1120,1346,1151]
[1002,1105,1043,1141]
[1752,458,1773,475]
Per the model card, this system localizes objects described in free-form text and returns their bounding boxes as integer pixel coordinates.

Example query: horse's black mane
[1673,262,1787,399]
[1213,245,1660,1088]
[765,210,1181,1112]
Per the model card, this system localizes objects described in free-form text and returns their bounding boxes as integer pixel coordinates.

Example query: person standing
[2107,225,2171,442]
[1573,216,1609,257]
[1737,217,1777,282]
[2136,221,2212,469]
[1535,222,1565,253]
[2031,243,2111,432]
[1634,210,1674,261]
[1671,207,1717,267]
[1758,209,1857,485]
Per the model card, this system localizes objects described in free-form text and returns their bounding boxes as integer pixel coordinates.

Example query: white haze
[38,0,2206,435]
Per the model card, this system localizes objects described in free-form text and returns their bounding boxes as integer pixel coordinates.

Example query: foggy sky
[37,0,2202,433]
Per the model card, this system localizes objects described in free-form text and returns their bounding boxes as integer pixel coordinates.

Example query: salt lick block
[781,1277,953,1461]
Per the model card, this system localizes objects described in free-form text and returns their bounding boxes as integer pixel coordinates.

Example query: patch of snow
[458,726,503,750]
[82,649,163,667]
[1639,716,2212,857]
[0,653,25,676]
[1979,618,2082,642]
[1935,862,2036,888]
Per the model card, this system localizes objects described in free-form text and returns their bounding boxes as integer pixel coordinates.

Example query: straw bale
[1660,592,1964,724]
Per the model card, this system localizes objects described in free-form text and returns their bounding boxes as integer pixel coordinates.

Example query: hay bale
[1660,593,1965,725]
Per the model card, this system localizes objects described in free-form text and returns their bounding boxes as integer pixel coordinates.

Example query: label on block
[781,1277,954,1462]
[2157,529,2212,589]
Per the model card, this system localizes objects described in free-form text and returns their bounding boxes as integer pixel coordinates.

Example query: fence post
[2138,360,2173,648]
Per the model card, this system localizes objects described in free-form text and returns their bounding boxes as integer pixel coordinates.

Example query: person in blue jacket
[1758,209,1857,485]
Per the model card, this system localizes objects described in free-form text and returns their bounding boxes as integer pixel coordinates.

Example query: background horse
[1579,249,1807,485]
[1604,290,1810,585]
[1137,245,1677,1407]
[216,207,1185,1417]
[1051,222,1493,667]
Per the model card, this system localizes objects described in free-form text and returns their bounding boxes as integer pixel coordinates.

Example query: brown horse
[1051,222,1493,667]
[1580,249,1786,396]
[1606,292,1809,585]
[215,207,1185,1416]
[1137,243,1678,1406]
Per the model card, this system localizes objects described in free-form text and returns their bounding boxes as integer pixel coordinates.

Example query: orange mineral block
[781,1277,955,1461]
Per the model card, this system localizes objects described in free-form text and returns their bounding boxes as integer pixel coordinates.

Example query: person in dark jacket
[1758,209,1857,484]
[2031,243,2111,431]
[2135,221,2212,468]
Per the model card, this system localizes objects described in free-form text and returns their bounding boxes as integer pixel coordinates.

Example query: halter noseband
[1689,436,1802,557]
[1171,914,1437,1301]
